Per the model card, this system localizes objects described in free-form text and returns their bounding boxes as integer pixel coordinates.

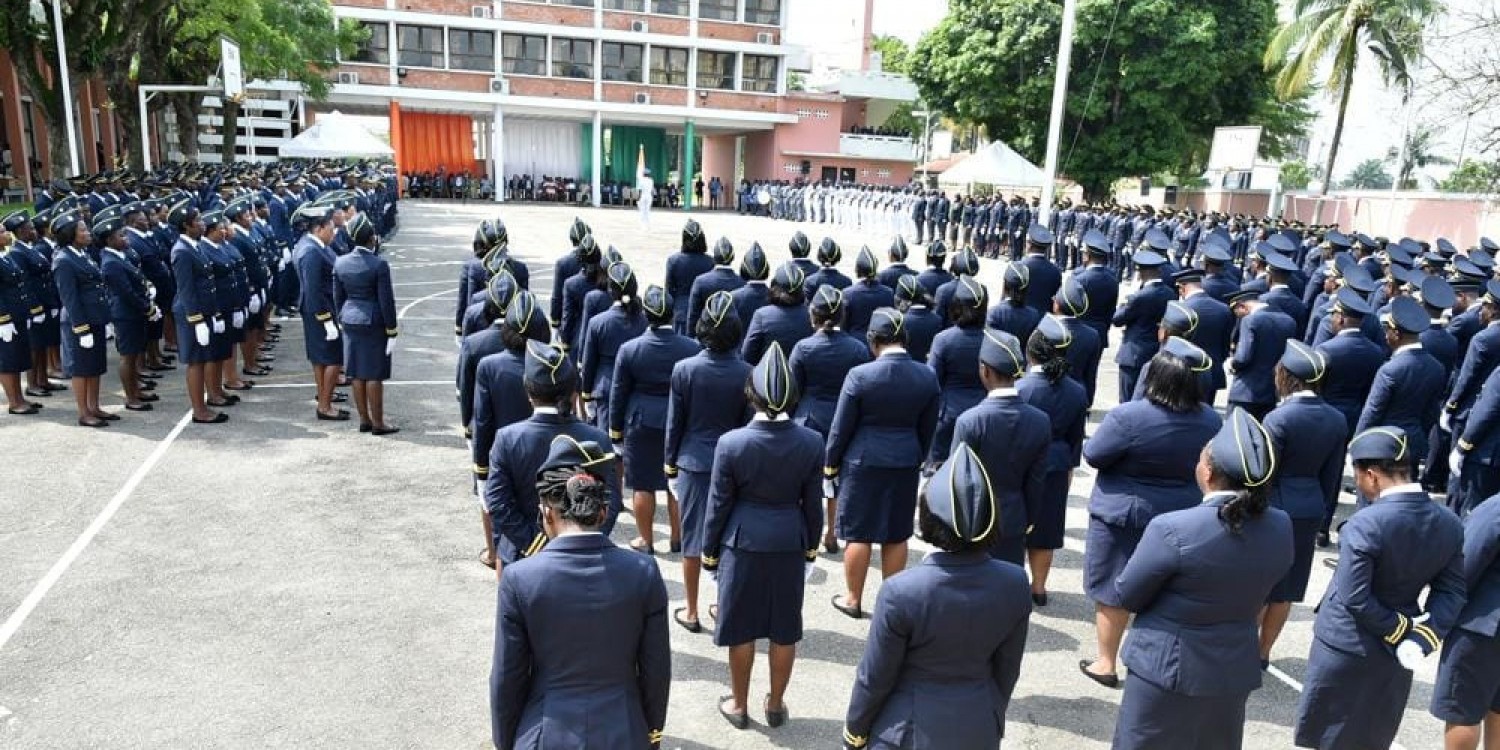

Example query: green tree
[1280,160,1315,190]
[1440,160,1500,194]
[910,0,1292,200]
[871,35,911,74]
[1342,158,1393,189]
[1385,124,1452,189]
[1265,0,1436,196]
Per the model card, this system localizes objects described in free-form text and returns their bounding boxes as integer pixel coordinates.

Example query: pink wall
[742,131,779,184]
[700,134,738,186]
[773,96,845,154]
[1280,193,1500,248]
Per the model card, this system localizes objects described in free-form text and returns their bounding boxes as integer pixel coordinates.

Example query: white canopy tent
[279,110,393,159]
[937,140,1046,191]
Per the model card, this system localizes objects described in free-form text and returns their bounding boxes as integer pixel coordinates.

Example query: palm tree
[1386,124,1453,188]
[1264,0,1437,195]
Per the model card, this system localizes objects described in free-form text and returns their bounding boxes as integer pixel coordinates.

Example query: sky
[784,0,948,74]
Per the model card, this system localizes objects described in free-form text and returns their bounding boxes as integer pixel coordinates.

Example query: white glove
[105,323,114,339]
[79,333,95,349]
[1450,450,1465,479]
[385,338,395,356]
[195,322,210,346]
[149,306,162,322]
[1440,412,1453,433]
[0,322,14,342]
[248,295,262,314]
[212,317,226,334]
[50,308,59,319]
[454,335,462,347]
[145,282,157,299]
[31,312,44,324]
[667,477,681,499]
[804,562,815,583]
[822,478,837,499]
[281,248,292,265]
[231,311,245,328]
[323,320,339,341]
[1396,640,1425,671]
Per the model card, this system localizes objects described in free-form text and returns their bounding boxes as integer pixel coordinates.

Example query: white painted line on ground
[1268,664,1303,692]
[398,290,453,319]
[0,410,193,654]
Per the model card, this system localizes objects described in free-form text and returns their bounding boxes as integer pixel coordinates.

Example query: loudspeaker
[800,160,811,176]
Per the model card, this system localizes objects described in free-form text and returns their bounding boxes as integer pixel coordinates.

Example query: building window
[649,47,688,86]
[742,54,777,93]
[651,0,687,16]
[602,42,644,83]
[550,0,595,6]
[697,50,735,90]
[502,34,547,76]
[449,29,494,72]
[397,25,443,68]
[745,0,780,25]
[552,38,594,79]
[698,0,736,21]
[352,21,389,64]
[604,0,645,9]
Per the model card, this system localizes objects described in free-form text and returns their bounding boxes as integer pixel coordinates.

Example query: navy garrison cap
[488,271,520,311]
[750,341,798,415]
[1161,301,1199,335]
[1003,263,1030,291]
[1348,426,1409,463]
[979,327,1025,377]
[855,246,879,279]
[1027,223,1054,246]
[524,340,577,387]
[505,291,551,343]
[1054,277,1090,316]
[1381,296,1428,334]
[538,435,615,477]
[889,236,909,261]
[701,290,737,330]
[575,234,601,264]
[810,284,845,317]
[642,285,672,319]
[1,210,28,232]
[926,239,947,262]
[817,236,841,265]
[90,215,123,240]
[953,275,988,308]
[895,274,925,303]
[772,262,805,292]
[868,307,905,339]
[49,210,82,238]
[741,242,769,281]
[1211,408,1276,487]
[1161,336,1212,373]
[1280,340,1326,383]
[924,444,998,544]
[712,236,734,265]
[788,230,810,257]
[950,248,979,276]
[1036,314,1073,348]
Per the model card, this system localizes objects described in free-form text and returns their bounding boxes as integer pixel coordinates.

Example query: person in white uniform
[637,169,655,229]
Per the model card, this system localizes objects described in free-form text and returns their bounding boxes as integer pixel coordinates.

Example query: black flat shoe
[1315,532,1331,548]
[44,382,67,391]
[139,393,160,403]
[316,409,351,421]
[719,696,749,730]
[24,388,51,398]
[1079,660,1120,689]
[97,412,121,421]
[192,413,229,424]
[669,540,682,554]
[8,404,40,415]
[242,367,271,377]
[77,417,108,428]
[224,381,254,391]
[138,380,157,391]
[125,403,154,412]
[831,594,863,619]
[1032,592,1048,607]
[206,399,235,408]
[371,426,400,436]
[145,363,175,372]
[359,422,373,433]
[823,537,840,554]
[331,392,348,403]
[764,695,787,728]
[673,607,702,634]
[138,371,162,380]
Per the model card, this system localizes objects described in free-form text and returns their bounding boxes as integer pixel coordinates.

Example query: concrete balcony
[839,133,916,161]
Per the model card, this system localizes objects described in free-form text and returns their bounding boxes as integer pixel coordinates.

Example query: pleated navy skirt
[714,547,805,647]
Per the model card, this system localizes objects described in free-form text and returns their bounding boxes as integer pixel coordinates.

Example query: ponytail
[1216,486,1269,534]
[1041,356,1071,384]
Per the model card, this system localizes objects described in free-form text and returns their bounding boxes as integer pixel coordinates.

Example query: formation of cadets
[0,162,400,428]
[462,206,1500,749]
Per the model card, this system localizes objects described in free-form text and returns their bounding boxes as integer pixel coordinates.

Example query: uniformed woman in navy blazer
[96,215,155,413]
[665,291,752,631]
[1430,492,1500,750]
[0,217,40,415]
[1080,347,1222,687]
[581,262,647,433]
[332,213,399,435]
[664,218,712,336]
[742,262,812,366]
[841,445,1031,750]
[686,238,744,334]
[827,308,941,618]
[701,342,823,730]
[804,237,852,297]
[790,284,871,552]
[611,285,700,555]
[1111,409,1294,750]
[926,276,989,464]
[1017,317,1088,604]
[51,211,114,427]
[170,203,226,424]
[1295,427,1466,750]
[197,211,241,408]
[843,247,895,343]
[8,211,62,397]
[1258,341,1349,666]
[729,243,770,331]
[987,263,1042,346]
[893,275,940,364]
[490,437,670,750]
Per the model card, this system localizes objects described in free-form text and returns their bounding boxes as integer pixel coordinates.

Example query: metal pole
[49,0,80,175]
[139,87,152,171]
[591,110,602,207]
[1037,0,1078,227]
[243,101,255,164]
[683,119,696,211]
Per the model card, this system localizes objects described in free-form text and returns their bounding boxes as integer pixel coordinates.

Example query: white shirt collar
[1378,483,1425,499]
[752,412,790,422]
[104,247,126,259]
[1280,390,1319,405]
[1184,287,1204,298]
[533,406,560,415]
[988,387,1018,398]
[1336,328,1361,337]
[126,226,149,238]
[1395,342,1424,354]
[1270,283,1289,291]
[1028,365,1045,374]
[879,346,908,357]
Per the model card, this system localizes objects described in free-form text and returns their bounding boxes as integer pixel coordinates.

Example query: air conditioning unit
[756,31,775,44]
[490,78,510,95]
[336,71,360,85]
[633,92,651,105]
[630,20,649,33]
[472,5,492,18]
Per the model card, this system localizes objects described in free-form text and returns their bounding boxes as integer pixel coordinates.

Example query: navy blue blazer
[1112,280,1174,368]
[915,267,953,298]
[1264,394,1349,520]
[457,324,509,432]
[1228,308,1297,405]
[491,533,669,750]
[702,419,824,557]
[1312,489,1466,657]
[1118,495,1294,696]
[171,236,217,325]
[901,305,943,363]
[1261,285,1309,334]
[127,227,173,300]
[1017,371,1088,470]
[804,267,853,299]
[664,252,714,328]
[876,263,916,291]
[52,246,110,335]
[1458,367,1500,468]
[742,303,813,366]
[1084,401,1222,528]
[294,235,336,324]
[986,302,1041,348]
[333,250,396,332]
[1448,308,1485,352]
[686,266,745,334]
[609,326,701,436]
[844,551,1029,749]
[1181,292,1234,390]
[1057,315,1104,407]
[1316,329,1389,433]
[580,305,647,401]
[790,329,870,436]
[1355,345,1446,459]
[200,239,243,315]
[10,240,58,313]
[549,253,582,327]
[664,350,753,473]
[557,272,596,352]
[826,351,940,470]
[1422,324,1460,378]
[953,393,1051,541]
[1019,254,1063,316]
[99,250,152,321]
[470,348,531,472]
[843,280,895,343]
[1451,495,1500,638]
[1449,324,1500,420]
[729,281,770,331]
[1200,273,1238,304]
[456,256,488,332]
[483,412,621,562]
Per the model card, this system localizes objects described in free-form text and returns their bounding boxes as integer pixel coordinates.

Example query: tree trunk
[169,93,201,163]
[45,111,76,178]
[221,98,240,165]
[1319,61,1357,196]
[105,81,143,171]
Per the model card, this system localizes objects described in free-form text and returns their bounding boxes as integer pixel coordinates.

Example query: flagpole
[1037,0,1078,226]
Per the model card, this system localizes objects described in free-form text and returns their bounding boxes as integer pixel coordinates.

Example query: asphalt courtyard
[0,199,1445,749]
